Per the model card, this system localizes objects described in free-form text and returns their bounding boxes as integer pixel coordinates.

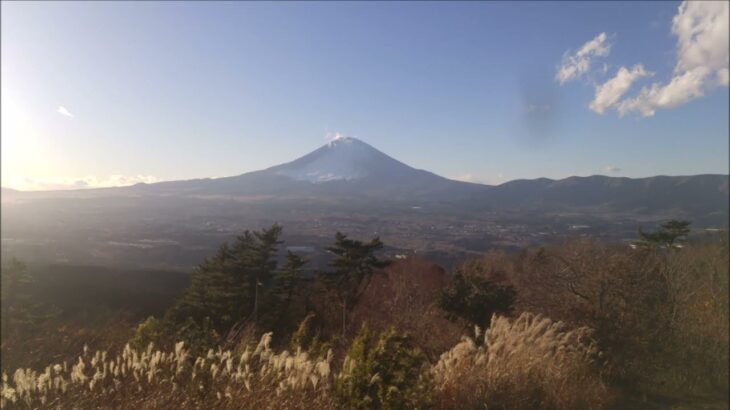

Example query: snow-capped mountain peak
[271,137,401,183]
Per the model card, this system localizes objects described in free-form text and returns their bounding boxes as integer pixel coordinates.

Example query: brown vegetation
[2,231,728,409]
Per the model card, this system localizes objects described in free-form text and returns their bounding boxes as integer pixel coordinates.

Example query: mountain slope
[130,136,487,201]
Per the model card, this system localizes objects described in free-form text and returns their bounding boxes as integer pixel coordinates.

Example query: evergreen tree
[229,224,283,323]
[638,220,691,248]
[166,243,243,331]
[250,224,283,323]
[272,251,307,307]
[164,224,284,337]
[261,251,308,329]
[323,232,389,337]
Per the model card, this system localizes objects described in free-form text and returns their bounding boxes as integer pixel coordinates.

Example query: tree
[231,224,283,323]
[165,224,284,335]
[166,243,242,331]
[270,251,307,317]
[638,220,691,248]
[323,232,389,338]
[438,270,516,329]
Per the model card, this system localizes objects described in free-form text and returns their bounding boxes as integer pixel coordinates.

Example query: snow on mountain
[268,136,412,183]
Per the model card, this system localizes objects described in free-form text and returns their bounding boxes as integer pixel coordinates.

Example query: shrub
[438,269,516,329]
[509,239,672,384]
[655,236,730,395]
[509,236,730,396]
[432,312,613,410]
[336,325,432,409]
[129,316,166,352]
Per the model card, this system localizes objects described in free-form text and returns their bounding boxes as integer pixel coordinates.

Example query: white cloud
[603,165,622,174]
[560,2,728,117]
[454,173,481,183]
[556,32,612,85]
[590,64,652,114]
[8,175,160,191]
[617,1,728,117]
[454,172,505,185]
[617,67,709,116]
[56,106,74,118]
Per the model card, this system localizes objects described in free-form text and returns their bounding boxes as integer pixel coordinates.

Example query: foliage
[638,219,691,248]
[130,316,166,352]
[654,234,729,395]
[3,227,728,408]
[336,324,432,410]
[267,251,307,325]
[163,224,301,346]
[289,313,331,358]
[348,257,463,359]
[438,270,516,329]
[432,312,612,410]
[323,232,389,337]
[235,224,284,323]
[509,233,730,397]
[165,243,244,332]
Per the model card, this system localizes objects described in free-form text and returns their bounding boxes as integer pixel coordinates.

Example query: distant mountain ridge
[2,138,728,223]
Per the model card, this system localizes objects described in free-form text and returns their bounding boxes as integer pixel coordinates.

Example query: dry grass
[432,312,614,410]
[2,314,615,409]
[1,333,336,410]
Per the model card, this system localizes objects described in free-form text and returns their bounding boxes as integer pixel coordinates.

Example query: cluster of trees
[134,225,389,352]
[139,220,699,354]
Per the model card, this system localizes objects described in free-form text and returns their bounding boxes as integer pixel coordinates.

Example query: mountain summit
[267,136,429,183]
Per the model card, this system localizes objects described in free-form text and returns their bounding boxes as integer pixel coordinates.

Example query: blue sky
[1,1,728,190]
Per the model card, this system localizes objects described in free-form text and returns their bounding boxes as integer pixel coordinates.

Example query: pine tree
[265,251,308,327]
[165,224,284,335]
[638,220,691,248]
[166,243,243,331]
[272,251,306,304]
[230,224,283,323]
[323,232,389,337]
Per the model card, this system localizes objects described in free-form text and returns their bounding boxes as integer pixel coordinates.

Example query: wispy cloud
[454,172,505,185]
[56,106,74,118]
[590,65,652,114]
[555,32,612,85]
[603,165,622,174]
[6,175,160,191]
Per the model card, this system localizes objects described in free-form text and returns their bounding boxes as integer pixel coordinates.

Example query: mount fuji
[126,136,487,201]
